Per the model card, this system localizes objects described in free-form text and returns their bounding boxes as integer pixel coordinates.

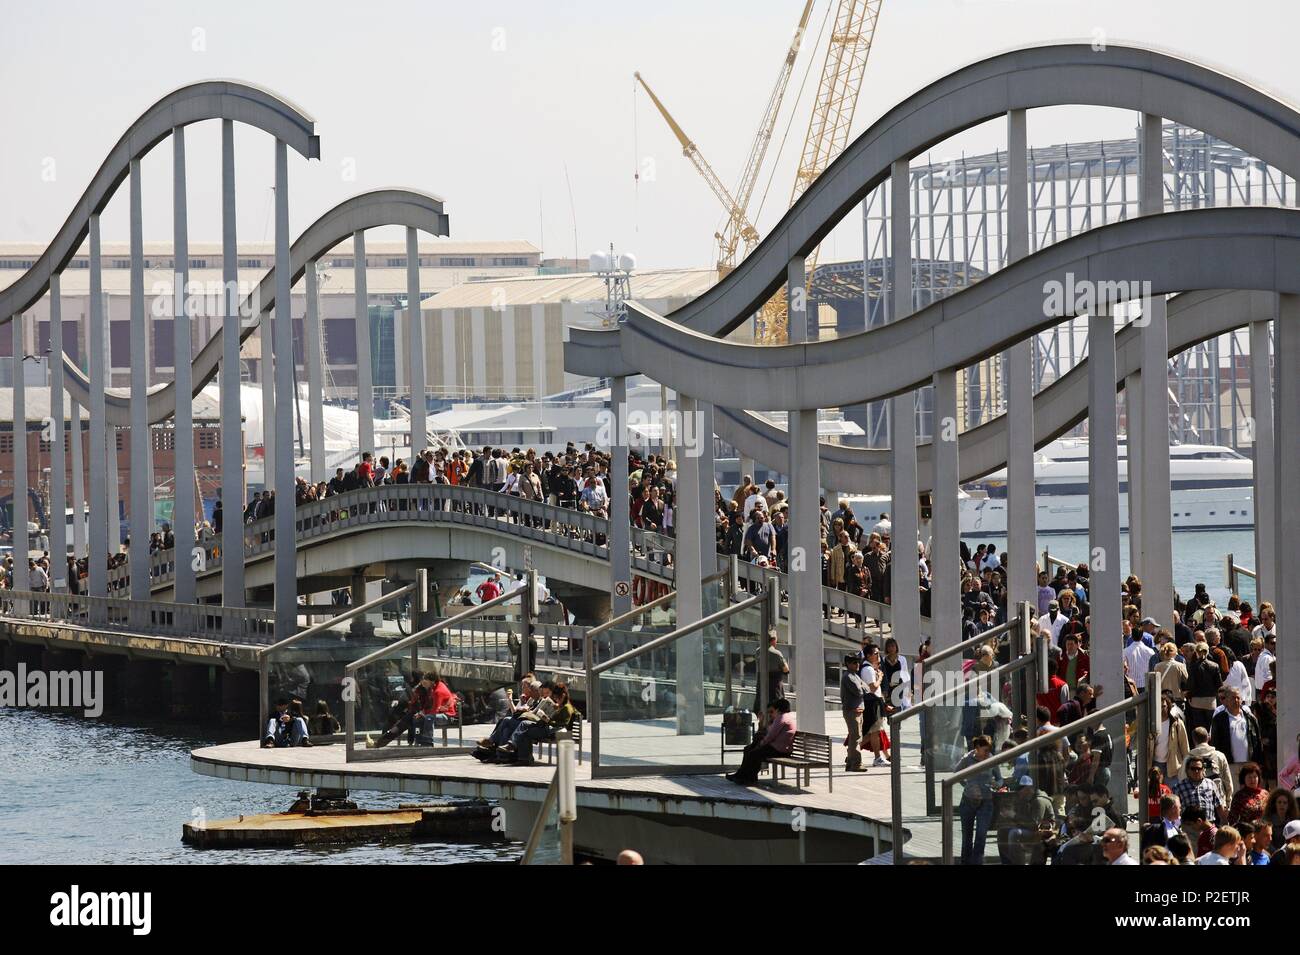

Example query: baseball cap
[1284,819,1300,841]
[1141,616,1158,628]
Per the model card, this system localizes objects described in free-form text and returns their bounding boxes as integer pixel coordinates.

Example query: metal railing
[1041,549,1077,577]
[519,731,578,865]
[586,566,776,778]
[887,608,1041,862]
[0,588,276,645]
[119,483,905,650]
[938,671,1160,865]
[1224,552,1257,597]
[342,578,535,762]
[256,577,422,739]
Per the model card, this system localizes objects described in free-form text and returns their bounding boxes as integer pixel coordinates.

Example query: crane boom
[720,0,817,265]
[757,0,883,343]
[634,70,760,273]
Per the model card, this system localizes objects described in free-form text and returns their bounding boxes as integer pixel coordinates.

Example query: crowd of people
[924,563,1295,864]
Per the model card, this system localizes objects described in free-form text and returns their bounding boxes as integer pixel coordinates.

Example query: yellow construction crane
[757,0,883,343]
[634,71,759,274]
[634,0,816,275]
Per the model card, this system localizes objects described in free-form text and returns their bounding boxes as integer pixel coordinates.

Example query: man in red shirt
[476,573,502,603]
[414,669,459,744]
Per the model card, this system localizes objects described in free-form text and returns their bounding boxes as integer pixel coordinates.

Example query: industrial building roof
[420,268,719,310]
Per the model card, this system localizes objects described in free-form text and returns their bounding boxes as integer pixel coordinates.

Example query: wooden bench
[763,731,833,792]
[538,716,583,765]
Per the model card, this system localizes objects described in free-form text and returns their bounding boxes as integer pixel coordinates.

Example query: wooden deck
[191,711,945,860]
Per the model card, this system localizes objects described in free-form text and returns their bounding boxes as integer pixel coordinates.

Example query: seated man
[262,697,312,748]
[414,669,459,745]
[500,682,577,765]
[366,670,428,748]
[472,679,553,760]
[727,698,795,786]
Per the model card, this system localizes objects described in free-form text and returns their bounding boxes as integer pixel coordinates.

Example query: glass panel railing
[886,617,1045,863]
[589,574,773,776]
[938,677,1157,865]
[342,579,537,761]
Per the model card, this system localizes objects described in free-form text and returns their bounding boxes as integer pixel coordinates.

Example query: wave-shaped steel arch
[617,206,1300,410]
[0,81,319,322]
[657,43,1300,339]
[711,288,1279,492]
[61,187,450,426]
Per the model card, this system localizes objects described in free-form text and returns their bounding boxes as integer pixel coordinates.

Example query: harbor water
[0,529,1259,864]
[0,708,521,865]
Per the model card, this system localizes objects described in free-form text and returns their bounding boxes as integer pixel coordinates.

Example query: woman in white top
[861,645,888,767]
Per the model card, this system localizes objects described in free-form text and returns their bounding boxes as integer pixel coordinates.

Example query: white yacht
[959,438,1255,537]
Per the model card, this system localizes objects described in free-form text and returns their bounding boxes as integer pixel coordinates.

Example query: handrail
[888,640,1044,862]
[939,682,1151,865]
[923,602,1032,672]
[519,769,562,865]
[1224,552,1257,594]
[344,584,526,674]
[257,581,417,658]
[584,567,730,643]
[590,591,767,676]
[1041,549,1076,576]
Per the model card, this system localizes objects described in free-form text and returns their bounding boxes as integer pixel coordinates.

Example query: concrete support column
[609,375,631,618]
[349,571,379,637]
[272,140,296,639]
[12,313,28,595]
[70,397,86,559]
[1139,113,1173,621]
[787,254,825,734]
[930,369,960,648]
[1250,315,1276,601]
[353,231,374,454]
[260,314,275,484]
[889,158,921,652]
[1088,307,1127,810]
[1273,294,1299,779]
[304,259,325,480]
[49,274,67,584]
[220,119,245,608]
[106,429,119,554]
[739,454,756,488]
[406,226,426,453]
[173,126,196,605]
[128,158,150,599]
[1005,108,1036,613]
[1126,372,1144,575]
[674,393,704,736]
[697,401,716,565]
[87,214,108,599]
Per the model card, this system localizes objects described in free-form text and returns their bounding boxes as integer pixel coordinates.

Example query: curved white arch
[618,207,1300,411]
[61,188,450,426]
[713,288,1278,492]
[663,43,1300,338]
[0,81,319,322]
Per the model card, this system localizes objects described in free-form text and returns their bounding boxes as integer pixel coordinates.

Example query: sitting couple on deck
[472,674,576,766]
[263,697,313,748]
[366,668,459,748]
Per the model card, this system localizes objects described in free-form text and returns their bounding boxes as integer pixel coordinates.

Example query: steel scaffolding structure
[831,121,1285,447]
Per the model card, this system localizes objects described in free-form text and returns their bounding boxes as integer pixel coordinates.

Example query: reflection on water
[0,708,521,865]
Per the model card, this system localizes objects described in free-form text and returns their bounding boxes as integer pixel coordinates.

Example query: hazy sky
[3,0,1299,270]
